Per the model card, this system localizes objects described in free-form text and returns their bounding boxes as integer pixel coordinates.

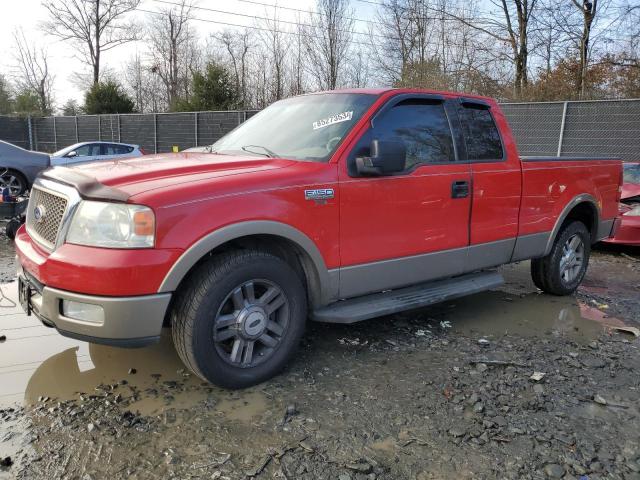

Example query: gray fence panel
[500,102,565,157]
[0,116,29,148]
[119,114,155,153]
[77,116,99,144]
[561,100,640,160]
[99,115,119,142]
[197,111,242,146]
[33,117,56,152]
[55,117,77,150]
[157,113,196,152]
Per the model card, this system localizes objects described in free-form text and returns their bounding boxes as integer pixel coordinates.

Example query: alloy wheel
[559,234,585,283]
[213,279,289,368]
[0,173,23,196]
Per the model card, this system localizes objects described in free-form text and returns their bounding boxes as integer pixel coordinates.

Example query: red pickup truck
[15,88,622,388]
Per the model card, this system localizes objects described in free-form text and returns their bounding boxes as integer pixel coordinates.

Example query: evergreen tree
[84,81,135,114]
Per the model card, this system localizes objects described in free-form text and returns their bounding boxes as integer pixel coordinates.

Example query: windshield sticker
[313,111,353,130]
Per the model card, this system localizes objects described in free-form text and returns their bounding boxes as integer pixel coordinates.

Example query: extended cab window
[458,105,503,160]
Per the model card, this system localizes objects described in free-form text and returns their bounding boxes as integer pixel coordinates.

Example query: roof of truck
[308,87,494,102]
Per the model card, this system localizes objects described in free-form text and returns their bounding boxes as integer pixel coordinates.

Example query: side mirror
[66,151,78,158]
[355,139,406,176]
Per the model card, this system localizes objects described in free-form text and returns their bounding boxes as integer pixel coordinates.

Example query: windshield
[211,93,377,162]
[623,163,640,184]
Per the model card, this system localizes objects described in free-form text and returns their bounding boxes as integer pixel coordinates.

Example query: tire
[530,221,591,296]
[0,169,28,196]
[171,250,307,389]
[5,219,21,240]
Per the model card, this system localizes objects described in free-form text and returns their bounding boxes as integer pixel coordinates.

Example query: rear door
[457,99,522,269]
[338,95,472,298]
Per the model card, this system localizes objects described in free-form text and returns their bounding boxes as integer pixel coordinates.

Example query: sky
[0,0,378,110]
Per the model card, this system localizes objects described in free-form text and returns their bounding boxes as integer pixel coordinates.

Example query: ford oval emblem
[33,205,46,223]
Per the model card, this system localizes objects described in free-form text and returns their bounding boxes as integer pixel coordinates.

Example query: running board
[311,271,504,324]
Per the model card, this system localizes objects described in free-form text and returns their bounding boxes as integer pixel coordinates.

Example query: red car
[602,162,640,246]
[14,88,622,388]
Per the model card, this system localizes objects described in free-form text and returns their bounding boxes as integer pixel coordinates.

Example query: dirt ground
[1,232,639,480]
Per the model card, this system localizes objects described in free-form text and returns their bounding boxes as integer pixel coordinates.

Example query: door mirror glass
[66,150,78,158]
[355,139,406,176]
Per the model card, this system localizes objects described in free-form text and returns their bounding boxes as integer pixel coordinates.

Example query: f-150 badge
[305,188,335,201]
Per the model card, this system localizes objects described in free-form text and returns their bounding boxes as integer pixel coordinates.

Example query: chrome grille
[26,187,68,250]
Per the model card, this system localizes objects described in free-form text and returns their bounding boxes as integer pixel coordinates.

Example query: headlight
[623,205,640,217]
[66,201,155,248]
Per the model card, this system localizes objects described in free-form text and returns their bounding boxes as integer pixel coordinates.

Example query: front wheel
[171,250,307,388]
[531,221,591,295]
[0,169,28,196]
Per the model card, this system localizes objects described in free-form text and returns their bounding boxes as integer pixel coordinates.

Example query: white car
[51,141,146,166]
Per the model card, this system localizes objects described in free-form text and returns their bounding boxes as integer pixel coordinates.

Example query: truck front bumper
[19,270,171,348]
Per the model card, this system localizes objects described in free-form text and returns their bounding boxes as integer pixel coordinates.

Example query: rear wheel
[531,221,591,295]
[171,250,307,388]
[0,169,28,196]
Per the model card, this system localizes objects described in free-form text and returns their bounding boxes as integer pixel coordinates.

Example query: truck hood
[43,153,297,199]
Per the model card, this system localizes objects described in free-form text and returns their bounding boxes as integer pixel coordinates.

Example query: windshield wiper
[241,145,278,158]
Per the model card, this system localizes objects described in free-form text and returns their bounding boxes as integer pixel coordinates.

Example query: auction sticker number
[313,111,353,130]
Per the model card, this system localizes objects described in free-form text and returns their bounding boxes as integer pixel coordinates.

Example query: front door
[338,97,471,298]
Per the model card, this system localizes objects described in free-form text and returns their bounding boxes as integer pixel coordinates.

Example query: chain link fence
[1,100,638,160]
[501,99,640,160]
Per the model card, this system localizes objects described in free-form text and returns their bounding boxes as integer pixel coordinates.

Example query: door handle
[451,180,470,199]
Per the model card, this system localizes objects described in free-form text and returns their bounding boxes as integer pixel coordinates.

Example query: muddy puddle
[1,270,637,415]
[443,291,630,342]
[1,277,275,424]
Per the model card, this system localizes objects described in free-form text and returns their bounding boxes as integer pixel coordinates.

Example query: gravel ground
[1,232,639,480]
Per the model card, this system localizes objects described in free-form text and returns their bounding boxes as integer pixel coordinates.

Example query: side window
[72,144,99,157]
[458,106,503,160]
[103,144,124,155]
[113,144,133,154]
[374,100,455,170]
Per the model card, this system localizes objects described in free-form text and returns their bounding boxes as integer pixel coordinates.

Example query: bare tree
[289,20,307,96]
[147,0,197,109]
[303,0,355,90]
[259,9,290,102]
[370,0,415,85]
[12,28,54,115]
[216,30,253,108]
[572,0,598,98]
[488,0,538,97]
[42,0,139,86]
[123,53,166,112]
[439,0,538,97]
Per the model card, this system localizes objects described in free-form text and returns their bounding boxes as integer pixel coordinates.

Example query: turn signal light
[134,210,155,236]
